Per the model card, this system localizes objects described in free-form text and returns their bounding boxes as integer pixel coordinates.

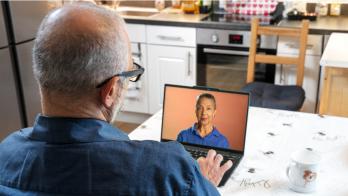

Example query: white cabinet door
[148,45,196,114]
[121,43,149,114]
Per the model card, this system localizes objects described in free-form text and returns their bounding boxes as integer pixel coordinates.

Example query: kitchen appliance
[0,2,50,140]
[196,26,277,91]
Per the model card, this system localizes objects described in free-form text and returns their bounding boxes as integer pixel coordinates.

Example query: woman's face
[196,98,216,126]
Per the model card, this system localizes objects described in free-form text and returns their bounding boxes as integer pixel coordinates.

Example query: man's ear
[100,77,120,108]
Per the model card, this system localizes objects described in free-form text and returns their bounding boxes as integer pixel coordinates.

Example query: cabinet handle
[157,35,184,42]
[187,52,191,76]
[285,43,314,50]
[132,43,142,58]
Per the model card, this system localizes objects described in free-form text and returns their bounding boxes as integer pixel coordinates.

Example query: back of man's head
[33,3,129,98]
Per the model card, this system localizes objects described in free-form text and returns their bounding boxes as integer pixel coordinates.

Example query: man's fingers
[206,149,216,161]
[198,151,234,187]
[220,160,233,174]
[213,154,223,167]
[197,157,206,170]
[197,157,204,164]
[206,154,222,184]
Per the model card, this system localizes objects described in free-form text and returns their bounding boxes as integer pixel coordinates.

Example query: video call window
[162,85,249,152]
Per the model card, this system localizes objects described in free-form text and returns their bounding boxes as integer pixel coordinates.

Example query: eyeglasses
[96,62,145,88]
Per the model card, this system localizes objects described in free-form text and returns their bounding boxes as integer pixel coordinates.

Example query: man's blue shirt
[0,115,220,195]
[177,124,230,149]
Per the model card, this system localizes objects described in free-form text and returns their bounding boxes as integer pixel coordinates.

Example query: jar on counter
[330,3,341,16]
[155,0,165,11]
[181,0,198,14]
[172,0,181,9]
[315,3,328,16]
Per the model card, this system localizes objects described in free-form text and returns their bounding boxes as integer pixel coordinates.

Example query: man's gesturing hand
[197,149,233,186]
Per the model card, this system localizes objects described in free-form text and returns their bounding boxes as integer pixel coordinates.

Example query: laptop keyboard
[185,146,240,164]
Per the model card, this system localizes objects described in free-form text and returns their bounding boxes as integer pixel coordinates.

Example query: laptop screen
[161,84,249,152]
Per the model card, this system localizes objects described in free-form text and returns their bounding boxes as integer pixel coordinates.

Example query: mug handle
[286,162,296,178]
[286,165,290,178]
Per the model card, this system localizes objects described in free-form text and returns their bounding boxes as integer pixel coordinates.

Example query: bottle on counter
[199,0,211,14]
[217,0,226,14]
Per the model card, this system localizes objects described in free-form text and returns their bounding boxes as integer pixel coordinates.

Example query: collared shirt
[0,115,219,196]
[177,124,230,149]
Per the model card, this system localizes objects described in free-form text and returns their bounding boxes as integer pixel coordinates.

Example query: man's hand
[197,149,233,186]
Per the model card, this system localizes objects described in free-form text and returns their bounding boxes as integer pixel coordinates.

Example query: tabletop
[129,107,348,196]
[320,33,348,68]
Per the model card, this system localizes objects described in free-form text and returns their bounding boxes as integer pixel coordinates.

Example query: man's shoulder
[0,128,33,148]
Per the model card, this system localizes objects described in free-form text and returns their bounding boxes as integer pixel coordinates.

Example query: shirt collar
[191,123,220,137]
[23,115,129,144]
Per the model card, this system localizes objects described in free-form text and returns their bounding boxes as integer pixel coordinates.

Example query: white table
[319,33,348,116]
[129,107,348,196]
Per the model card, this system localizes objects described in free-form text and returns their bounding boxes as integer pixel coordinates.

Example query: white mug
[286,148,321,193]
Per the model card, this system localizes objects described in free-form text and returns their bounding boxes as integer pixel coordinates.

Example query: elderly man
[0,3,232,195]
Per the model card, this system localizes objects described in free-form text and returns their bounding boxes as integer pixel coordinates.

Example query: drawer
[146,25,196,47]
[277,35,322,56]
[126,24,146,43]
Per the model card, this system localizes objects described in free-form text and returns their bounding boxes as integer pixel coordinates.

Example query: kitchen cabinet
[121,24,149,114]
[319,33,348,117]
[320,67,348,117]
[275,35,322,113]
[121,42,149,113]
[148,45,196,113]
[147,25,196,114]
[122,24,197,116]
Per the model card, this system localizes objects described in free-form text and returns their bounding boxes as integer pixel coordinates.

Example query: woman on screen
[177,93,230,148]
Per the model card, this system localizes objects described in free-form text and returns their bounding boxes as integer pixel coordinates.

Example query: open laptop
[161,84,249,186]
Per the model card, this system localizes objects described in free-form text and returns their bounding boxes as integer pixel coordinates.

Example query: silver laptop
[161,84,249,186]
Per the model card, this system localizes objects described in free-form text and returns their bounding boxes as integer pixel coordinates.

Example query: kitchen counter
[122,8,348,34]
[124,13,253,31]
[279,16,348,35]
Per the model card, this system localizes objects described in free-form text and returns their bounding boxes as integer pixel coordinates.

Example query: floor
[114,121,140,134]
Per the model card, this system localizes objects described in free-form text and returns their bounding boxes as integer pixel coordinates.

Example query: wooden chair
[241,18,309,111]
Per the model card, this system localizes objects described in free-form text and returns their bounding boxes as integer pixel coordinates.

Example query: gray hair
[33,3,129,96]
[196,93,217,109]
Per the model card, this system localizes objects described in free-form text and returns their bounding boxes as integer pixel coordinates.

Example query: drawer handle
[157,35,184,42]
[132,43,142,58]
[187,52,191,76]
[285,43,314,50]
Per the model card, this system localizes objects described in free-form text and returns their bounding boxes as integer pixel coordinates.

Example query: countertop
[123,11,253,31]
[122,8,348,34]
[320,33,348,68]
[279,16,348,35]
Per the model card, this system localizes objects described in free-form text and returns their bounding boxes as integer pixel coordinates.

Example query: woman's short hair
[196,93,216,109]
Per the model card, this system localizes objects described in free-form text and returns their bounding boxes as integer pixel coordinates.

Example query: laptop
[161,84,249,186]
